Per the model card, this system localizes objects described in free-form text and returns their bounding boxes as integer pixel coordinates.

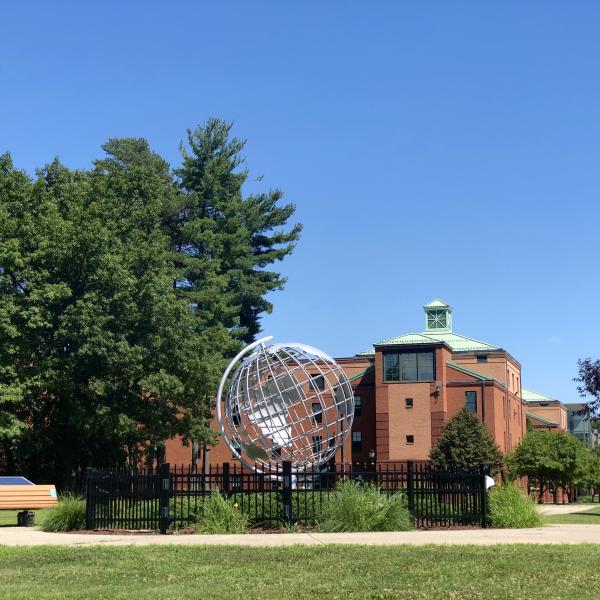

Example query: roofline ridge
[433,330,501,349]
[423,298,451,307]
[446,360,506,387]
[446,360,492,380]
[522,387,559,402]
[374,332,433,345]
[527,412,559,426]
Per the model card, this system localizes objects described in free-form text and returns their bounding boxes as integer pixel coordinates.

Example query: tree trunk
[201,443,210,493]
[156,444,166,466]
[538,481,546,503]
[62,457,73,492]
[191,440,199,473]
[147,446,155,474]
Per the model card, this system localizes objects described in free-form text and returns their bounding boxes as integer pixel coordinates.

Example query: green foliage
[507,431,585,499]
[195,490,249,534]
[229,491,325,525]
[575,495,597,504]
[0,120,300,485]
[489,483,544,528]
[230,491,281,525]
[174,118,301,342]
[39,495,86,532]
[429,408,503,473]
[317,480,413,532]
[574,358,600,415]
[573,448,600,501]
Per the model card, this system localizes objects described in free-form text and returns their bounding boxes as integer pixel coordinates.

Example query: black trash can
[17,510,35,527]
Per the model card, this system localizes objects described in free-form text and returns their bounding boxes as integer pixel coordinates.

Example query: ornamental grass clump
[39,495,86,532]
[489,483,544,528]
[317,480,413,532]
[195,490,249,534]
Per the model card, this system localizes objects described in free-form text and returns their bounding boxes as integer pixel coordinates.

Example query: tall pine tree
[174,118,302,342]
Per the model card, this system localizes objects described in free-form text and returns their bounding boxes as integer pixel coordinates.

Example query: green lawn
[0,545,600,599]
[544,505,600,525]
[0,511,18,526]
[0,510,46,527]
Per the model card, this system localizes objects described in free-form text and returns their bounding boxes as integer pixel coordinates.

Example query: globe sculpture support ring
[216,336,355,472]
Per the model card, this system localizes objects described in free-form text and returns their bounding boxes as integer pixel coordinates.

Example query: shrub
[292,491,325,524]
[575,495,597,504]
[195,490,249,534]
[230,491,281,525]
[39,495,86,532]
[229,491,325,526]
[317,480,413,532]
[430,408,503,474]
[489,483,543,528]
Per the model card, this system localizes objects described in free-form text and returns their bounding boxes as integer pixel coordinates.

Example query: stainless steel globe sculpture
[216,336,355,471]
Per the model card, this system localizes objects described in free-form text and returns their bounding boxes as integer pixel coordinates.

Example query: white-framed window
[465,391,477,413]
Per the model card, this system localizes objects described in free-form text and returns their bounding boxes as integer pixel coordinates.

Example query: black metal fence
[85,462,489,532]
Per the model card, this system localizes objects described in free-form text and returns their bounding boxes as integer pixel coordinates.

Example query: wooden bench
[0,479,58,525]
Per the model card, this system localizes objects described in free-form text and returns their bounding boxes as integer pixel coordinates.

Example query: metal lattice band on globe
[216,336,354,471]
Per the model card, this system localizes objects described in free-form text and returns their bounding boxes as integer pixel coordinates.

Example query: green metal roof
[423,299,451,309]
[446,361,495,382]
[347,365,374,382]
[356,331,501,356]
[355,300,502,356]
[356,349,376,356]
[522,388,559,403]
[527,412,559,426]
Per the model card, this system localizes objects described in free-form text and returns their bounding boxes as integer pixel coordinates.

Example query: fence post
[222,462,231,496]
[281,460,292,524]
[480,465,489,528]
[407,460,415,514]
[85,467,94,530]
[159,462,171,535]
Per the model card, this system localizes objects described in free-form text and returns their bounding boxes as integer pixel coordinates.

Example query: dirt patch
[66,529,159,535]
[66,524,480,535]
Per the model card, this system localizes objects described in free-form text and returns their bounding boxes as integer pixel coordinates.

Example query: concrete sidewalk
[537,504,596,516]
[1,525,600,547]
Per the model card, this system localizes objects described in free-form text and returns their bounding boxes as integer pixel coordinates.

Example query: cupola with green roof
[424,299,452,333]
[357,299,503,355]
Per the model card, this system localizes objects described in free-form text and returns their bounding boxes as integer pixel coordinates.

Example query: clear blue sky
[1,2,598,403]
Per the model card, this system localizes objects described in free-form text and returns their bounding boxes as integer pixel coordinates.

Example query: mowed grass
[0,510,19,526]
[1,545,600,599]
[544,505,600,525]
[0,510,46,527]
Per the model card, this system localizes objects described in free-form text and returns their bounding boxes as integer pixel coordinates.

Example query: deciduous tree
[507,430,584,502]
[574,448,600,502]
[574,358,600,416]
[0,121,301,486]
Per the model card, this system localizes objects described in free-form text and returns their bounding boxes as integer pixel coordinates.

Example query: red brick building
[523,388,567,432]
[345,300,526,464]
[166,300,527,467]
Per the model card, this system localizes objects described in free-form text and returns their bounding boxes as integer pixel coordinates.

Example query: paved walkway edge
[1,525,600,547]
